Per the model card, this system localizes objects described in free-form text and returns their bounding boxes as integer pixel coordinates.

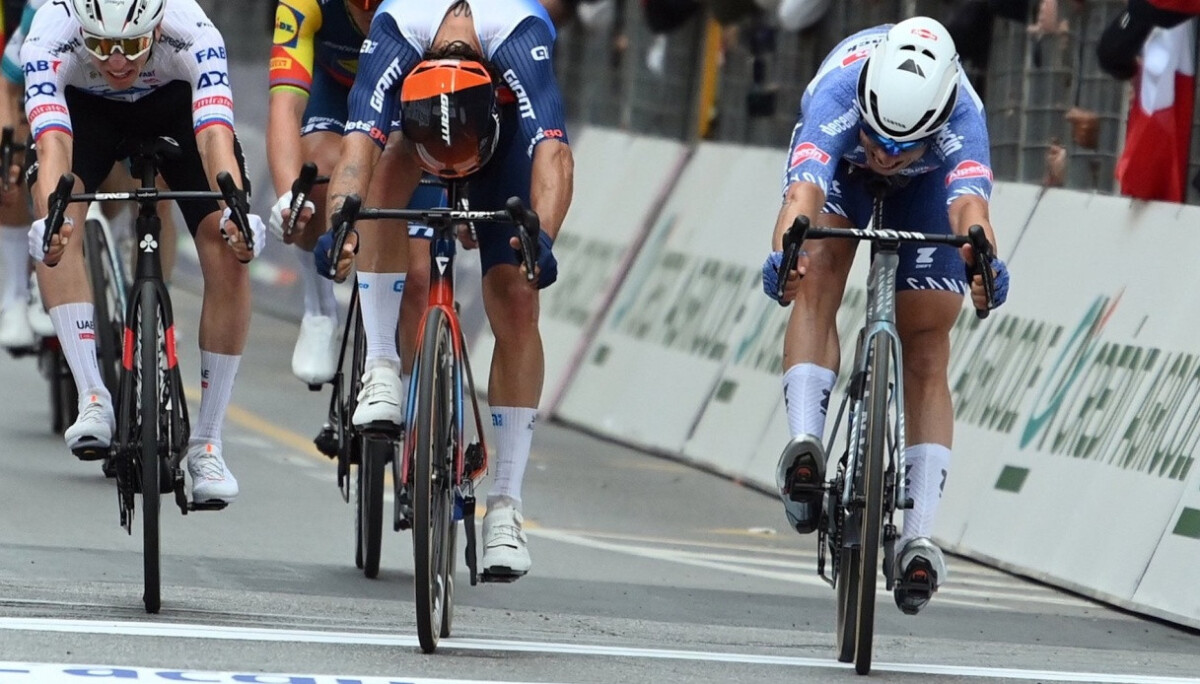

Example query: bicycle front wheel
[412,307,457,653]
[851,333,891,675]
[357,433,387,579]
[134,281,162,614]
[84,219,124,395]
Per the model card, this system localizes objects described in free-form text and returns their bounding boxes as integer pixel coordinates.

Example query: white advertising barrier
[942,189,1200,629]
[697,179,1038,486]
[466,127,689,407]
[555,142,785,452]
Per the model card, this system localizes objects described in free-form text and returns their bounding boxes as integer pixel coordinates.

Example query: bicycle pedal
[188,500,229,512]
[71,444,110,462]
[313,425,338,459]
[479,568,525,583]
[307,383,322,392]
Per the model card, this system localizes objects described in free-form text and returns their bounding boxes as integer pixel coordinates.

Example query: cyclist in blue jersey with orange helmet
[762,16,1010,615]
[316,0,573,581]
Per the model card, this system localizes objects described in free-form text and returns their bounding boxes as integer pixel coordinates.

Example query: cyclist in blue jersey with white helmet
[762,16,1010,615]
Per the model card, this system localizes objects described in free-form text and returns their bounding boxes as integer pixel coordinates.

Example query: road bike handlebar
[43,171,252,255]
[777,216,998,319]
[283,161,321,238]
[326,192,542,283]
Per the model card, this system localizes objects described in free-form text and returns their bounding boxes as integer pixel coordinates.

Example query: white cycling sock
[298,248,338,319]
[487,406,536,509]
[901,443,952,542]
[357,271,404,367]
[1,227,29,309]
[192,351,241,449]
[783,363,837,439]
[48,303,109,403]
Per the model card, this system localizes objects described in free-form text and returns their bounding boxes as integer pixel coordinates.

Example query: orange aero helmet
[400,59,499,179]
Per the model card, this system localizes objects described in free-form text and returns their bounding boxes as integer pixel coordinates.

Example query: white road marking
[0,661,552,684]
[0,621,1193,683]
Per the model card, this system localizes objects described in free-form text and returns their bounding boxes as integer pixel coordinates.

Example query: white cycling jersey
[20,0,234,141]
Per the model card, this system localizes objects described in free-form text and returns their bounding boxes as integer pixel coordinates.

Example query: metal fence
[553,0,1200,201]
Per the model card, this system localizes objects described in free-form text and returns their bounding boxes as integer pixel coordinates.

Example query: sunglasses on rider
[861,124,928,157]
[82,33,154,61]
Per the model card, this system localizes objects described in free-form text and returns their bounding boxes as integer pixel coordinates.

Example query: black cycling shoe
[775,435,825,534]
[894,537,944,615]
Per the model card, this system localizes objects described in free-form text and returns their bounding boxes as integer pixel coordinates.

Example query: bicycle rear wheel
[850,333,891,675]
[134,281,162,614]
[84,218,125,395]
[413,307,456,653]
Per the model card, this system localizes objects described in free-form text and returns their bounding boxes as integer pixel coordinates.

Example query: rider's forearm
[32,131,72,217]
[529,140,573,239]
[266,90,307,197]
[948,195,998,249]
[772,181,825,251]
[195,124,243,192]
[326,132,380,225]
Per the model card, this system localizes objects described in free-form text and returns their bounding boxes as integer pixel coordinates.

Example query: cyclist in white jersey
[761,16,1011,615]
[21,0,267,504]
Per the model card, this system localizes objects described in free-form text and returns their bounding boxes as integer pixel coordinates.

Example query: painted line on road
[0,619,1192,683]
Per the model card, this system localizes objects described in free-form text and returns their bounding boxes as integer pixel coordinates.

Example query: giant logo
[369,58,403,113]
[503,69,536,120]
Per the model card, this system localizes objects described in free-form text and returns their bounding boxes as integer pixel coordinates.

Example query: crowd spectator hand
[508,231,557,288]
[269,190,315,243]
[313,228,357,283]
[761,249,805,304]
[28,216,73,266]
[1065,107,1101,149]
[1044,138,1067,187]
[1029,0,1070,37]
[220,207,266,263]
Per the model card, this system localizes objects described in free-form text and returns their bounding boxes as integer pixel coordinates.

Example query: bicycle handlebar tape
[967,224,995,320]
[286,162,319,236]
[43,173,76,254]
[216,171,253,252]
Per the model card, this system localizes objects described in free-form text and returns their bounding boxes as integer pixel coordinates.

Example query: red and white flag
[1116,20,1196,202]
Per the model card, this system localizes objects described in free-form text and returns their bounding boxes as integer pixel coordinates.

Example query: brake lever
[216,171,253,253]
[284,161,319,238]
[505,196,540,284]
[967,224,996,320]
[776,215,810,305]
[43,173,75,257]
[328,194,362,280]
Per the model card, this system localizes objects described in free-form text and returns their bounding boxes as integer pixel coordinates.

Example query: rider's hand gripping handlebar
[328,194,362,280]
[216,171,253,253]
[43,173,76,255]
[775,215,810,304]
[284,161,319,238]
[504,196,541,284]
[966,224,996,320]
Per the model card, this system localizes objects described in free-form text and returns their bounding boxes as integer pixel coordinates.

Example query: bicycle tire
[835,545,861,663]
[851,333,891,675]
[135,281,162,614]
[441,521,456,638]
[413,307,455,653]
[347,307,368,570]
[83,219,123,395]
[358,434,386,579]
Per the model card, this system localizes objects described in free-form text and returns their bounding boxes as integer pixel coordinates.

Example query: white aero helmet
[856,17,961,143]
[71,0,166,38]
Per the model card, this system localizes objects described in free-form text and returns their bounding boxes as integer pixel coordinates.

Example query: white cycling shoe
[352,365,403,427]
[482,499,531,579]
[292,314,337,386]
[0,305,34,349]
[187,442,239,504]
[894,536,946,615]
[65,391,115,460]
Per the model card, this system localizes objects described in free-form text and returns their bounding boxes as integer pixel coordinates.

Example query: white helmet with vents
[71,0,165,38]
[857,16,962,143]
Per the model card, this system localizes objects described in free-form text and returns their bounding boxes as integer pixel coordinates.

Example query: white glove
[28,216,73,262]
[220,207,267,259]
[268,190,315,241]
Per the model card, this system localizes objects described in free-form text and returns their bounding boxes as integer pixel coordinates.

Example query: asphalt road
[1,287,1198,684]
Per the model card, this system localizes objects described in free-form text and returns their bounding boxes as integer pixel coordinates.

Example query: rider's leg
[289,131,341,386]
[350,134,419,426]
[0,208,33,348]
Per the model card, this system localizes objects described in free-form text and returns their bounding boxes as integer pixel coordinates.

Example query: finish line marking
[0,618,1194,683]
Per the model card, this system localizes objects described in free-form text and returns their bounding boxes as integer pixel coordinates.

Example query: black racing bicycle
[322,179,540,653]
[44,136,254,614]
[776,199,995,675]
